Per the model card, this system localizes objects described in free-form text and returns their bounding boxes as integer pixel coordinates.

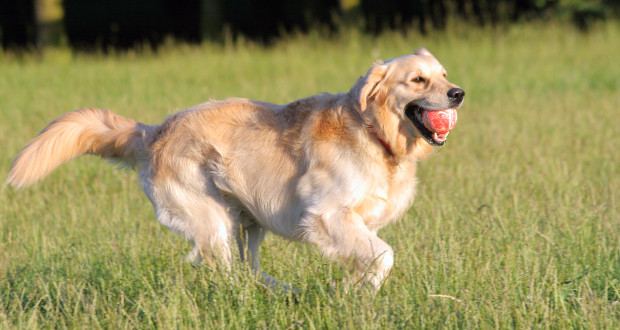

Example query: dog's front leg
[305,211,394,290]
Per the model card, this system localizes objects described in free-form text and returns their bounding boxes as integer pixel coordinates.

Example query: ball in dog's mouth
[406,105,458,146]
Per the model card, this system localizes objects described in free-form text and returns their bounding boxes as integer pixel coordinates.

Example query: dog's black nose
[447,88,465,102]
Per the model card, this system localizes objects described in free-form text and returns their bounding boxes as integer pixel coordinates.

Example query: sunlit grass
[1,21,619,328]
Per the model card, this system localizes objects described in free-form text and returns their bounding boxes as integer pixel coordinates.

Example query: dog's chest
[357,163,418,231]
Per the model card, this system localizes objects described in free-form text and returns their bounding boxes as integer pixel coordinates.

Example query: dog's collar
[365,124,398,164]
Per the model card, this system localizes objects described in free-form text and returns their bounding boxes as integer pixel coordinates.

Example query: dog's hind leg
[236,222,299,294]
[235,222,266,271]
[187,215,234,269]
[147,177,237,269]
[186,197,240,269]
[158,204,234,269]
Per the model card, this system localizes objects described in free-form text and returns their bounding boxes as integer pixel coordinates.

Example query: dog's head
[352,48,464,148]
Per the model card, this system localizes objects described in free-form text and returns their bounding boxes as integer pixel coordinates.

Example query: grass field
[1,21,619,328]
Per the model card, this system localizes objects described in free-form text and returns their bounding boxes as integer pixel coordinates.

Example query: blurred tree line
[1,0,618,50]
[362,0,617,33]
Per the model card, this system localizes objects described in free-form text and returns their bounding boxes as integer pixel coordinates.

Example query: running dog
[8,48,464,291]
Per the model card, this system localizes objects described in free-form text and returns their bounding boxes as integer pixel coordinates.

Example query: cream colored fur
[7,49,463,291]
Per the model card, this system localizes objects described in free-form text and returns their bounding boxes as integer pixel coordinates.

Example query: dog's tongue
[422,109,458,135]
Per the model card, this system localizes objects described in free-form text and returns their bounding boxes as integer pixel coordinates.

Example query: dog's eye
[412,77,425,83]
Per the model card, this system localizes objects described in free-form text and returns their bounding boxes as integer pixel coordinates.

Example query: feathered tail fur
[7,108,152,188]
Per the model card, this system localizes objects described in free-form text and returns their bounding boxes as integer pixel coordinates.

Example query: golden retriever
[7,48,464,291]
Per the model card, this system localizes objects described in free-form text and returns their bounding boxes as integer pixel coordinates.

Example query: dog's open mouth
[405,104,458,146]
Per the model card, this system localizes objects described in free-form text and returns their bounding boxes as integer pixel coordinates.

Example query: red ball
[422,109,458,134]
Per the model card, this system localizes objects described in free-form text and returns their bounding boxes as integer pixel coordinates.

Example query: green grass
[1,21,619,328]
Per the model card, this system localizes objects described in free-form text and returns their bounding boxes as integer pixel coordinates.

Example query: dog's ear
[358,63,388,112]
[414,47,434,57]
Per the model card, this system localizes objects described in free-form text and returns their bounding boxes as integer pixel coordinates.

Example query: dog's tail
[7,108,154,188]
